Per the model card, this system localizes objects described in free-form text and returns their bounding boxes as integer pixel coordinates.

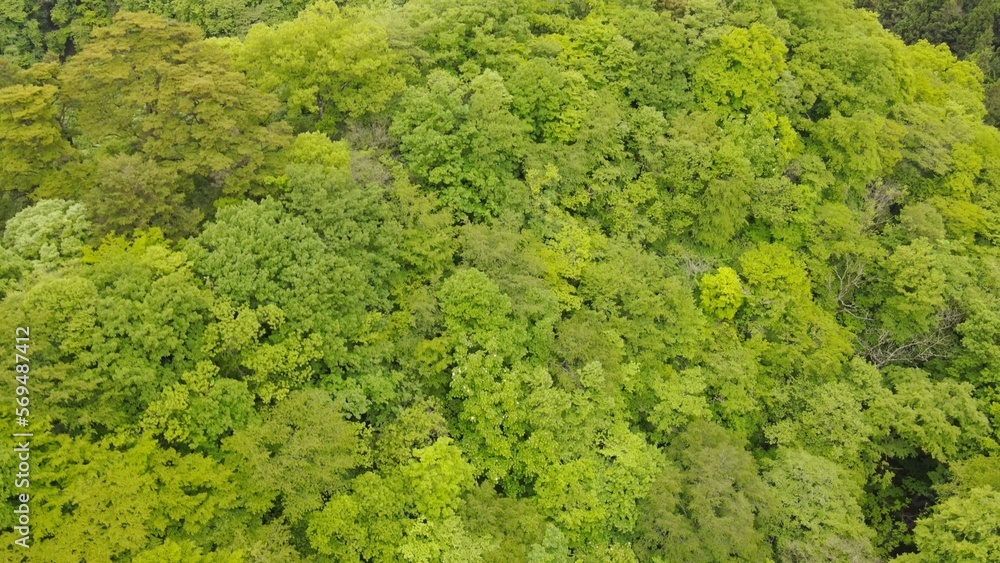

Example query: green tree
[60,12,290,229]
[85,155,201,238]
[699,266,744,320]
[12,435,237,562]
[764,448,877,562]
[693,23,788,114]
[0,230,213,436]
[911,487,1000,562]
[390,69,530,219]
[189,198,390,409]
[237,1,407,132]
[120,0,311,37]
[222,388,367,522]
[634,420,775,562]
[2,199,90,264]
[0,79,70,194]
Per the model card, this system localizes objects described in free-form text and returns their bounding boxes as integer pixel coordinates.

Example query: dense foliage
[858,0,1000,126]
[2,0,1000,560]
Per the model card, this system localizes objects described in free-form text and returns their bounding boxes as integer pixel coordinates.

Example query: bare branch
[861,307,963,368]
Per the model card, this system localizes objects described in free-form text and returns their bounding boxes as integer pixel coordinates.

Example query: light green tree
[237,1,407,132]
[2,199,90,264]
[764,448,878,562]
[699,266,744,320]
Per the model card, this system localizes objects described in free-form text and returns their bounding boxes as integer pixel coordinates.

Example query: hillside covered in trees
[2,0,1000,560]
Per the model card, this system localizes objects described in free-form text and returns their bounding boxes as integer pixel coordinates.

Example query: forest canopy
[2,0,1000,561]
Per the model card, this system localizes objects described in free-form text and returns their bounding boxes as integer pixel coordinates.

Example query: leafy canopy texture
[4,0,1000,560]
